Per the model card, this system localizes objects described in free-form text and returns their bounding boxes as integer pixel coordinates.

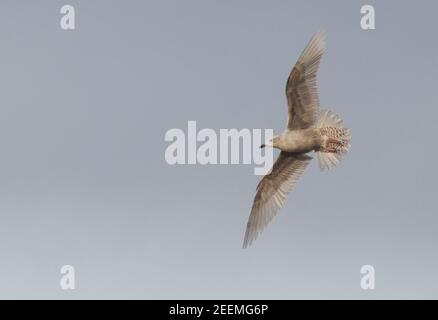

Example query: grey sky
[0,0,437,299]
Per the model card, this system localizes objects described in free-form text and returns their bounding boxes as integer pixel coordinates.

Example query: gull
[243,31,350,248]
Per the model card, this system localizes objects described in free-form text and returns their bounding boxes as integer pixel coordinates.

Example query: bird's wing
[285,31,325,130]
[243,152,312,248]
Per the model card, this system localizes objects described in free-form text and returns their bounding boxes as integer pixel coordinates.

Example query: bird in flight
[243,31,350,248]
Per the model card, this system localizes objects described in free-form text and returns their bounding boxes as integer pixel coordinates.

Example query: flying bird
[243,31,350,248]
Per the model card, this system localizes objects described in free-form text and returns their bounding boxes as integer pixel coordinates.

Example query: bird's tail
[315,109,350,171]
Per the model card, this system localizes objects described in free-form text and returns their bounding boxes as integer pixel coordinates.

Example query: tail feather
[316,109,350,171]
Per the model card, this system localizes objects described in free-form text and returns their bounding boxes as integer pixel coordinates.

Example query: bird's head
[260,135,280,149]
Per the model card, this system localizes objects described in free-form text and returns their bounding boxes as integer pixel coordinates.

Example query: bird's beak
[260,144,266,149]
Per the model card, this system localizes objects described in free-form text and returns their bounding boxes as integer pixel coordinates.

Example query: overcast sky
[0,0,437,299]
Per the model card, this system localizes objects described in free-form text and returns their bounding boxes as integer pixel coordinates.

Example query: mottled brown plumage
[243,31,350,248]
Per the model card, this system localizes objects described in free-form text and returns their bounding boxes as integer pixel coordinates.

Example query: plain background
[0,0,437,299]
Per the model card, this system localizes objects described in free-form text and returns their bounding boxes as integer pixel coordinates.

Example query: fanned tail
[316,109,350,171]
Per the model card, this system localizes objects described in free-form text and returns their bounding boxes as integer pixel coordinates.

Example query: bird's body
[276,125,349,154]
[277,128,321,153]
[243,31,351,248]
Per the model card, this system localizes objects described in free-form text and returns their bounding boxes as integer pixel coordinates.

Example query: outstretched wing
[285,31,325,130]
[243,152,312,248]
